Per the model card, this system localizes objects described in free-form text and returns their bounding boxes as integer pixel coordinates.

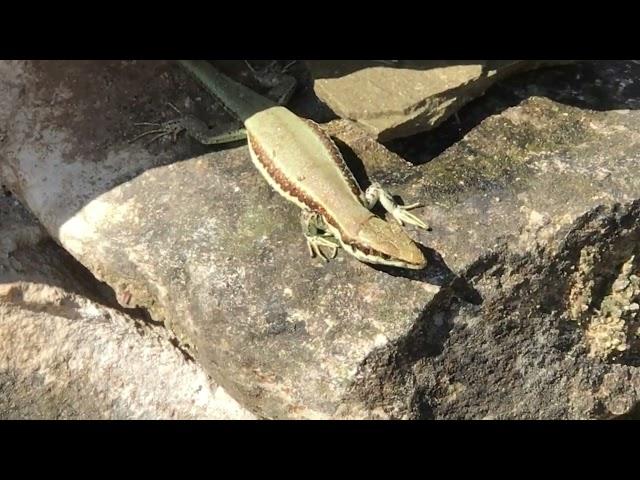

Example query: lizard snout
[355,217,427,269]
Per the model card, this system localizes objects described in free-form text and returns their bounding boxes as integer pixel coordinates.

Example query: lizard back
[245,106,373,235]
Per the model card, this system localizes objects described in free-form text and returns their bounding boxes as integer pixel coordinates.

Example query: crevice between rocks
[1,195,192,361]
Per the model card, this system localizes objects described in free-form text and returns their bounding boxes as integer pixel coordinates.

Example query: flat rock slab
[1,60,640,419]
[306,60,575,141]
[0,195,254,419]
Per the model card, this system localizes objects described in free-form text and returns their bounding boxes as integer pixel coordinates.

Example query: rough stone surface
[0,195,254,419]
[306,60,575,141]
[1,60,640,419]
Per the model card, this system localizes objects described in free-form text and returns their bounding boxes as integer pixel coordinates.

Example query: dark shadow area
[386,60,640,164]
[371,245,483,306]
[329,136,373,189]
[612,401,640,419]
[0,195,163,326]
[2,183,12,198]
[345,260,482,418]
[169,337,196,363]
[2,237,162,327]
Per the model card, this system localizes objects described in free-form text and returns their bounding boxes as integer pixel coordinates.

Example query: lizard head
[341,217,427,270]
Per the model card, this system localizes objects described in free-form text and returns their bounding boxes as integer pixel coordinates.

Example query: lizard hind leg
[245,60,298,106]
[130,103,247,147]
[129,102,188,145]
[364,182,429,230]
[300,210,340,261]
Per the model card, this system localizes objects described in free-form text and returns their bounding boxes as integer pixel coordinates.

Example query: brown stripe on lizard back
[303,119,363,200]
[248,132,395,263]
[248,132,339,231]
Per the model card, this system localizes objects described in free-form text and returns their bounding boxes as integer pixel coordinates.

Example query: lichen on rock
[585,255,640,359]
[568,246,598,322]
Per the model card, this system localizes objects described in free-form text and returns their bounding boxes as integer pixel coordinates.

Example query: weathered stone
[0,193,119,304]
[0,196,254,419]
[306,60,576,141]
[1,60,640,419]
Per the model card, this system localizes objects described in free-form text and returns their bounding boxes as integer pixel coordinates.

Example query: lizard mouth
[385,242,427,269]
[343,240,427,269]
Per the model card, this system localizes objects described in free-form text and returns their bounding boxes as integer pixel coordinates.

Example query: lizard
[134,60,429,270]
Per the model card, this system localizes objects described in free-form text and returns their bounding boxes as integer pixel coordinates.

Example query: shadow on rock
[387,61,640,164]
[372,245,483,306]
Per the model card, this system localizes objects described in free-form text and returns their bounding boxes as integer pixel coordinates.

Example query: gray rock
[0,194,118,304]
[306,60,576,141]
[1,60,640,419]
[0,196,254,419]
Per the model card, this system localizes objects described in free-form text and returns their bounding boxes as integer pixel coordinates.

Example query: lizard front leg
[300,210,340,261]
[364,182,429,230]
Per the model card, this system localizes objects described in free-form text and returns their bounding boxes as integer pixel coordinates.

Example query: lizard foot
[131,103,246,146]
[129,103,186,146]
[364,182,429,230]
[305,234,340,261]
[245,60,298,106]
[301,210,340,261]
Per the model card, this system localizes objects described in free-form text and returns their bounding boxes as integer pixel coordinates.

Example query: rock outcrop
[0,195,254,419]
[306,60,575,141]
[1,60,639,419]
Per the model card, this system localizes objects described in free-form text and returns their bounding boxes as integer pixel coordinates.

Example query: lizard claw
[364,182,429,230]
[390,205,429,230]
[130,118,186,147]
[129,102,186,146]
[301,210,340,261]
[305,234,340,261]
